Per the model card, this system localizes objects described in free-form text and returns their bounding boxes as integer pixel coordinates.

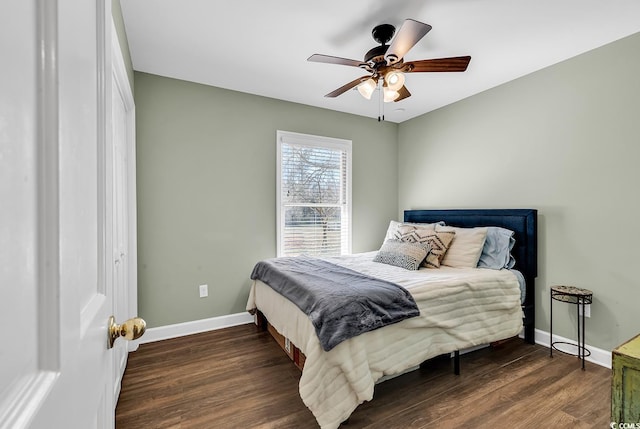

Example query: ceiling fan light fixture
[309,19,470,109]
[357,78,377,100]
[385,71,405,91]
[383,86,399,103]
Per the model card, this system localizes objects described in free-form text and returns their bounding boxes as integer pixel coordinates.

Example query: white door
[0,1,137,428]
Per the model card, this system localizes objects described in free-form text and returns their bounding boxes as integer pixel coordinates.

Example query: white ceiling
[120,0,640,123]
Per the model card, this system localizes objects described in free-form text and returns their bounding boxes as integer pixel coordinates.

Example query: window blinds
[277,131,352,257]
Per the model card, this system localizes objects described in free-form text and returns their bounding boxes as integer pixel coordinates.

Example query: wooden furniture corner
[612,333,640,424]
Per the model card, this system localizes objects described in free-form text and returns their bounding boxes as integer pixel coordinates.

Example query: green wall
[135,72,398,327]
[398,32,640,352]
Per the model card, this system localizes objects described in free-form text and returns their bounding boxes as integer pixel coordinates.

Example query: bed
[246,208,537,429]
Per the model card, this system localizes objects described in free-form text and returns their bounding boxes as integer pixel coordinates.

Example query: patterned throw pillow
[391,225,455,268]
[373,240,431,270]
[383,220,440,241]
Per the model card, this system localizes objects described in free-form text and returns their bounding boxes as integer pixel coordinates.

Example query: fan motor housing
[371,24,395,44]
[366,24,396,67]
[364,45,389,66]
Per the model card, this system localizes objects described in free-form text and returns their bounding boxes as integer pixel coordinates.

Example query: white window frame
[276,130,352,257]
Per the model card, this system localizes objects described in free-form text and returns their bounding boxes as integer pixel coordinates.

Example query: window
[277,131,352,257]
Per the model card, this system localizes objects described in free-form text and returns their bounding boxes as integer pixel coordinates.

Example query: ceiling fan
[308,19,471,103]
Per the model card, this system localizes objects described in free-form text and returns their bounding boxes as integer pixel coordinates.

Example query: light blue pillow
[477,226,516,270]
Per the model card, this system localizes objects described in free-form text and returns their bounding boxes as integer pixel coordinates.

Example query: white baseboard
[531,328,611,369]
[136,312,254,345]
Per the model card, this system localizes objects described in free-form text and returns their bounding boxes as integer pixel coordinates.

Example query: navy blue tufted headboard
[404,209,538,344]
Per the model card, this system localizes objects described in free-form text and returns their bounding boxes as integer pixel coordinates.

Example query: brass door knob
[108,315,146,348]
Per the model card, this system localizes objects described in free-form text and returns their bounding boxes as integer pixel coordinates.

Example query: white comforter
[246,252,523,429]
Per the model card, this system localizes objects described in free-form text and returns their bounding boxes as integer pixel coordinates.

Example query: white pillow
[436,225,488,268]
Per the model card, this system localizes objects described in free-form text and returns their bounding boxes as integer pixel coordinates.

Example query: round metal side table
[549,285,593,370]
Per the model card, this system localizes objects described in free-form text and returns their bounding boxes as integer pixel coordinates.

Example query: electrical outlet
[284,337,291,353]
[199,284,208,298]
[579,302,591,318]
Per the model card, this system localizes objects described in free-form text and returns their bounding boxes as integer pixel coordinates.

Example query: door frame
[110,19,138,404]
[111,20,137,351]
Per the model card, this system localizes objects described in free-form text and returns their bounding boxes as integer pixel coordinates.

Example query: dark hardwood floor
[116,324,611,429]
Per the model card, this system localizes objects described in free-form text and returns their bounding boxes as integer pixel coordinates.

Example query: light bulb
[383,87,399,103]
[357,78,376,100]
[385,71,405,91]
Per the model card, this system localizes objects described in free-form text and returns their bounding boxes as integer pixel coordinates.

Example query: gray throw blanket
[250,256,419,351]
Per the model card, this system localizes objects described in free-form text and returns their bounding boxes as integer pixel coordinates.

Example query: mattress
[246,251,523,429]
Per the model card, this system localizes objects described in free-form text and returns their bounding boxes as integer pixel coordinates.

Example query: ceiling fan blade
[325,76,373,98]
[385,19,432,65]
[308,54,368,69]
[395,86,411,102]
[405,56,471,73]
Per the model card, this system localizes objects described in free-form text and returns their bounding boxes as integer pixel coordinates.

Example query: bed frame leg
[454,350,460,375]
[524,322,535,344]
[255,310,268,332]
